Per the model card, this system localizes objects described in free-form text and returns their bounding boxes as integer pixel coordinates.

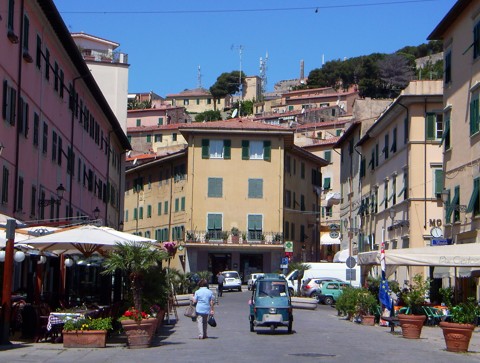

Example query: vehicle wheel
[324,296,334,305]
[238,287,242,292]
[250,320,254,332]
[313,293,321,303]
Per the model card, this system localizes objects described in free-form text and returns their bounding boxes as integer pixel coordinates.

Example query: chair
[397,306,410,315]
[423,306,442,326]
[33,305,50,343]
[10,300,26,337]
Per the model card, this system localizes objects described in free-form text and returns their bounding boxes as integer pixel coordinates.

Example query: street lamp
[440,189,467,212]
[38,184,66,207]
[389,208,409,228]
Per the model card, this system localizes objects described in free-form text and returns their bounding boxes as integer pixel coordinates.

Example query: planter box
[398,314,426,339]
[121,319,157,348]
[440,321,475,353]
[63,330,107,348]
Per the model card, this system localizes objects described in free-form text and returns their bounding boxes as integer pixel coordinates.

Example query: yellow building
[429,0,480,301]
[124,119,327,280]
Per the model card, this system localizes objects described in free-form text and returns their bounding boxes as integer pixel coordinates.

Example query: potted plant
[231,227,240,243]
[397,274,430,339]
[440,297,480,352]
[241,232,247,244]
[355,288,378,326]
[222,231,229,242]
[335,286,360,320]
[273,233,282,243]
[62,317,112,348]
[102,242,169,348]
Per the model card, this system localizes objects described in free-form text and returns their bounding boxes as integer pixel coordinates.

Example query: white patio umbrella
[98,226,156,243]
[25,224,155,257]
[0,213,26,227]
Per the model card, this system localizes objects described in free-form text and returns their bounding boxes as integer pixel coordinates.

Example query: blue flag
[378,242,392,310]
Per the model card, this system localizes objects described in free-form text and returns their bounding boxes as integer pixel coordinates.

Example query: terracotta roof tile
[127,124,183,133]
[178,118,290,132]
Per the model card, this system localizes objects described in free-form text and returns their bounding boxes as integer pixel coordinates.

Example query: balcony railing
[79,48,129,64]
[185,230,283,245]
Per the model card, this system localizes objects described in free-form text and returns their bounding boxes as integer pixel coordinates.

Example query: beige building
[429,0,480,300]
[165,88,232,115]
[123,119,327,279]
[356,80,444,286]
[71,32,129,134]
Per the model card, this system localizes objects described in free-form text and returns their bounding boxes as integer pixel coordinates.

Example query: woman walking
[193,279,215,339]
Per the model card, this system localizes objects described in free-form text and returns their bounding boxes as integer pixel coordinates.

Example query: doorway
[240,254,264,283]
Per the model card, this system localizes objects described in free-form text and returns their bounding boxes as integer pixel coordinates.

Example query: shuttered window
[208,177,223,198]
[248,214,263,240]
[248,179,263,198]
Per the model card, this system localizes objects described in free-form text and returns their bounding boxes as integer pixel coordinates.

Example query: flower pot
[62,330,107,348]
[361,315,375,326]
[231,235,239,244]
[439,321,475,353]
[121,318,157,348]
[398,314,426,339]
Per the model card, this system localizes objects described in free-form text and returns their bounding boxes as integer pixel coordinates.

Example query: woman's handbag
[207,315,217,327]
[184,303,196,318]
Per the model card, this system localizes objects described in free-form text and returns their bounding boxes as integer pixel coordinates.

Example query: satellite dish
[231,109,238,118]
[132,158,138,165]
[126,150,132,157]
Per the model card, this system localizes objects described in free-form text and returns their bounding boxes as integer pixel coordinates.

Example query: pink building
[0,0,130,228]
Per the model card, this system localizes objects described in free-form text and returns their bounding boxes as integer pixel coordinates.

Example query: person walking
[193,279,215,339]
[217,272,225,297]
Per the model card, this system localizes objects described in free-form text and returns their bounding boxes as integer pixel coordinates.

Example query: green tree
[195,110,222,122]
[210,70,246,111]
[231,99,254,117]
[102,242,169,312]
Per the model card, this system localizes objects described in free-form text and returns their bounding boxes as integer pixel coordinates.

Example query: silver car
[247,273,264,290]
[222,271,242,291]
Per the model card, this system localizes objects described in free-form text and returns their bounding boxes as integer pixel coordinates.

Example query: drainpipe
[13,0,26,215]
[423,98,427,229]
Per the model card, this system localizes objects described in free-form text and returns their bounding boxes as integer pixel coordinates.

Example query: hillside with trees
[304,41,443,99]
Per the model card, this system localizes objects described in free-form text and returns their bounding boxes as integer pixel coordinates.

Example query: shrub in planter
[440,298,480,353]
[335,286,360,319]
[355,288,378,325]
[63,317,113,348]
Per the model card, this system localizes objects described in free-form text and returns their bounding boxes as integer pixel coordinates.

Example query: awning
[320,234,341,245]
[433,266,479,278]
[333,249,356,263]
[358,251,380,265]
[387,243,480,266]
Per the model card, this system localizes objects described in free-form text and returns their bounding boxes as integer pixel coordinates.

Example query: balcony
[79,48,129,64]
[185,230,284,245]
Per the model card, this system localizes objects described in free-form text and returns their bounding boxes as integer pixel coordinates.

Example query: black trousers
[218,283,223,296]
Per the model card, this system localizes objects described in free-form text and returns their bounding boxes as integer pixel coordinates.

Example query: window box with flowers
[62,317,112,348]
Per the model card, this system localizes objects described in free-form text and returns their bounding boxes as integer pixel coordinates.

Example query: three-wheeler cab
[249,274,293,333]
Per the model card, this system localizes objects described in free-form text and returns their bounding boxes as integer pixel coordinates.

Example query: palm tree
[288,262,311,296]
[102,242,169,312]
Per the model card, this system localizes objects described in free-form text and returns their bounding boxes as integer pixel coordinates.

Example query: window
[1,166,9,204]
[390,176,396,206]
[155,134,162,143]
[208,177,223,198]
[324,151,332,163]
[467,178,480,215]
[474,21,480,60]
[285,155,291,173]
[323,177,331,190]
[52,130,57,161]
[242,140,271,160]
[470,91,480,136]
[207,213,222,239]
[157,202,162,216]
[442,110,451,150]
[383,133,389,159]
[202,139,230,159]
[147,205,152,218]
[196,99,200,105]
[158,117,163,125]
[175,198,179,212]
[42,122,48,154]
[2,80,17,126]
[146,134,151,143]
[285,190,291,208]
[36,35,42,68]
[445,50,451,84]
[248,214,263,240]
[301,162,305,179]
[133,208,138,220]
[139,206,144,219]
[300,195,305,211]
[45,48,50,80]
[7,0,14,32]
[164,201,169,214]
[426,113,443,140]
[136,119,141,127]
[172,133,177,141]
[181,197,185,211]
[284,221,289,239]
[22,14,30,54]
[183,99,189,105]
[248,179,263,198]
[391,128,397,153]
[404,117,409,144]
[434,168,444,197]
[54,62,59,92]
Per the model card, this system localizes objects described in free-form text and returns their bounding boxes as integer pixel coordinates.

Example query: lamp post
[38,183,65,207]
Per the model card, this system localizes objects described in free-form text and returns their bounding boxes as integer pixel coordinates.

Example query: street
[1,289,480,362]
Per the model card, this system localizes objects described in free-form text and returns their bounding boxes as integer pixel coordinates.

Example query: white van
[286,263,361,291]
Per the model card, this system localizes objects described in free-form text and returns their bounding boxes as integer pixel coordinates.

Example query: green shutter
[133,208,137,220]
[175,198,179,212]
[248,179,263,198]
[164,201,168,214]
[208,214,222,230]
[181,197,185,211]
[470,96,480,135]
[139,207,144,219]
[466,179,479,213]
[146,134,151,143]
[147,205,152,217]
[434,170,444,196]
[202,139,209,159]
[323,177,331,190]
[426,113,435,140]
[224,139,231,159]
[242,140,249,160]
[158,202,161,215]
[158,117,163,125]
[324,151,331,162]
[446,189,457,221]
[263,141,271,161]
[208,178,223,198]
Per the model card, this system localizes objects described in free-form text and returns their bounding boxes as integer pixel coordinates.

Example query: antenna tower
[197,65,202,89]
[259,52,268,100]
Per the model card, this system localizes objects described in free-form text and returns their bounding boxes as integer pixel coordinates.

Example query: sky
[54,0,457,97]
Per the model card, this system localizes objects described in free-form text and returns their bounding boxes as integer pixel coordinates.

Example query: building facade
[123,119,327,280]
[0,0,130,228]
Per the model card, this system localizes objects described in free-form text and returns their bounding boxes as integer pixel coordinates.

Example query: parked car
[222,271,242,291]
[247,273,265,290]
[249,274,293,333]
[313,281,350,305]
[301,277,345,297]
